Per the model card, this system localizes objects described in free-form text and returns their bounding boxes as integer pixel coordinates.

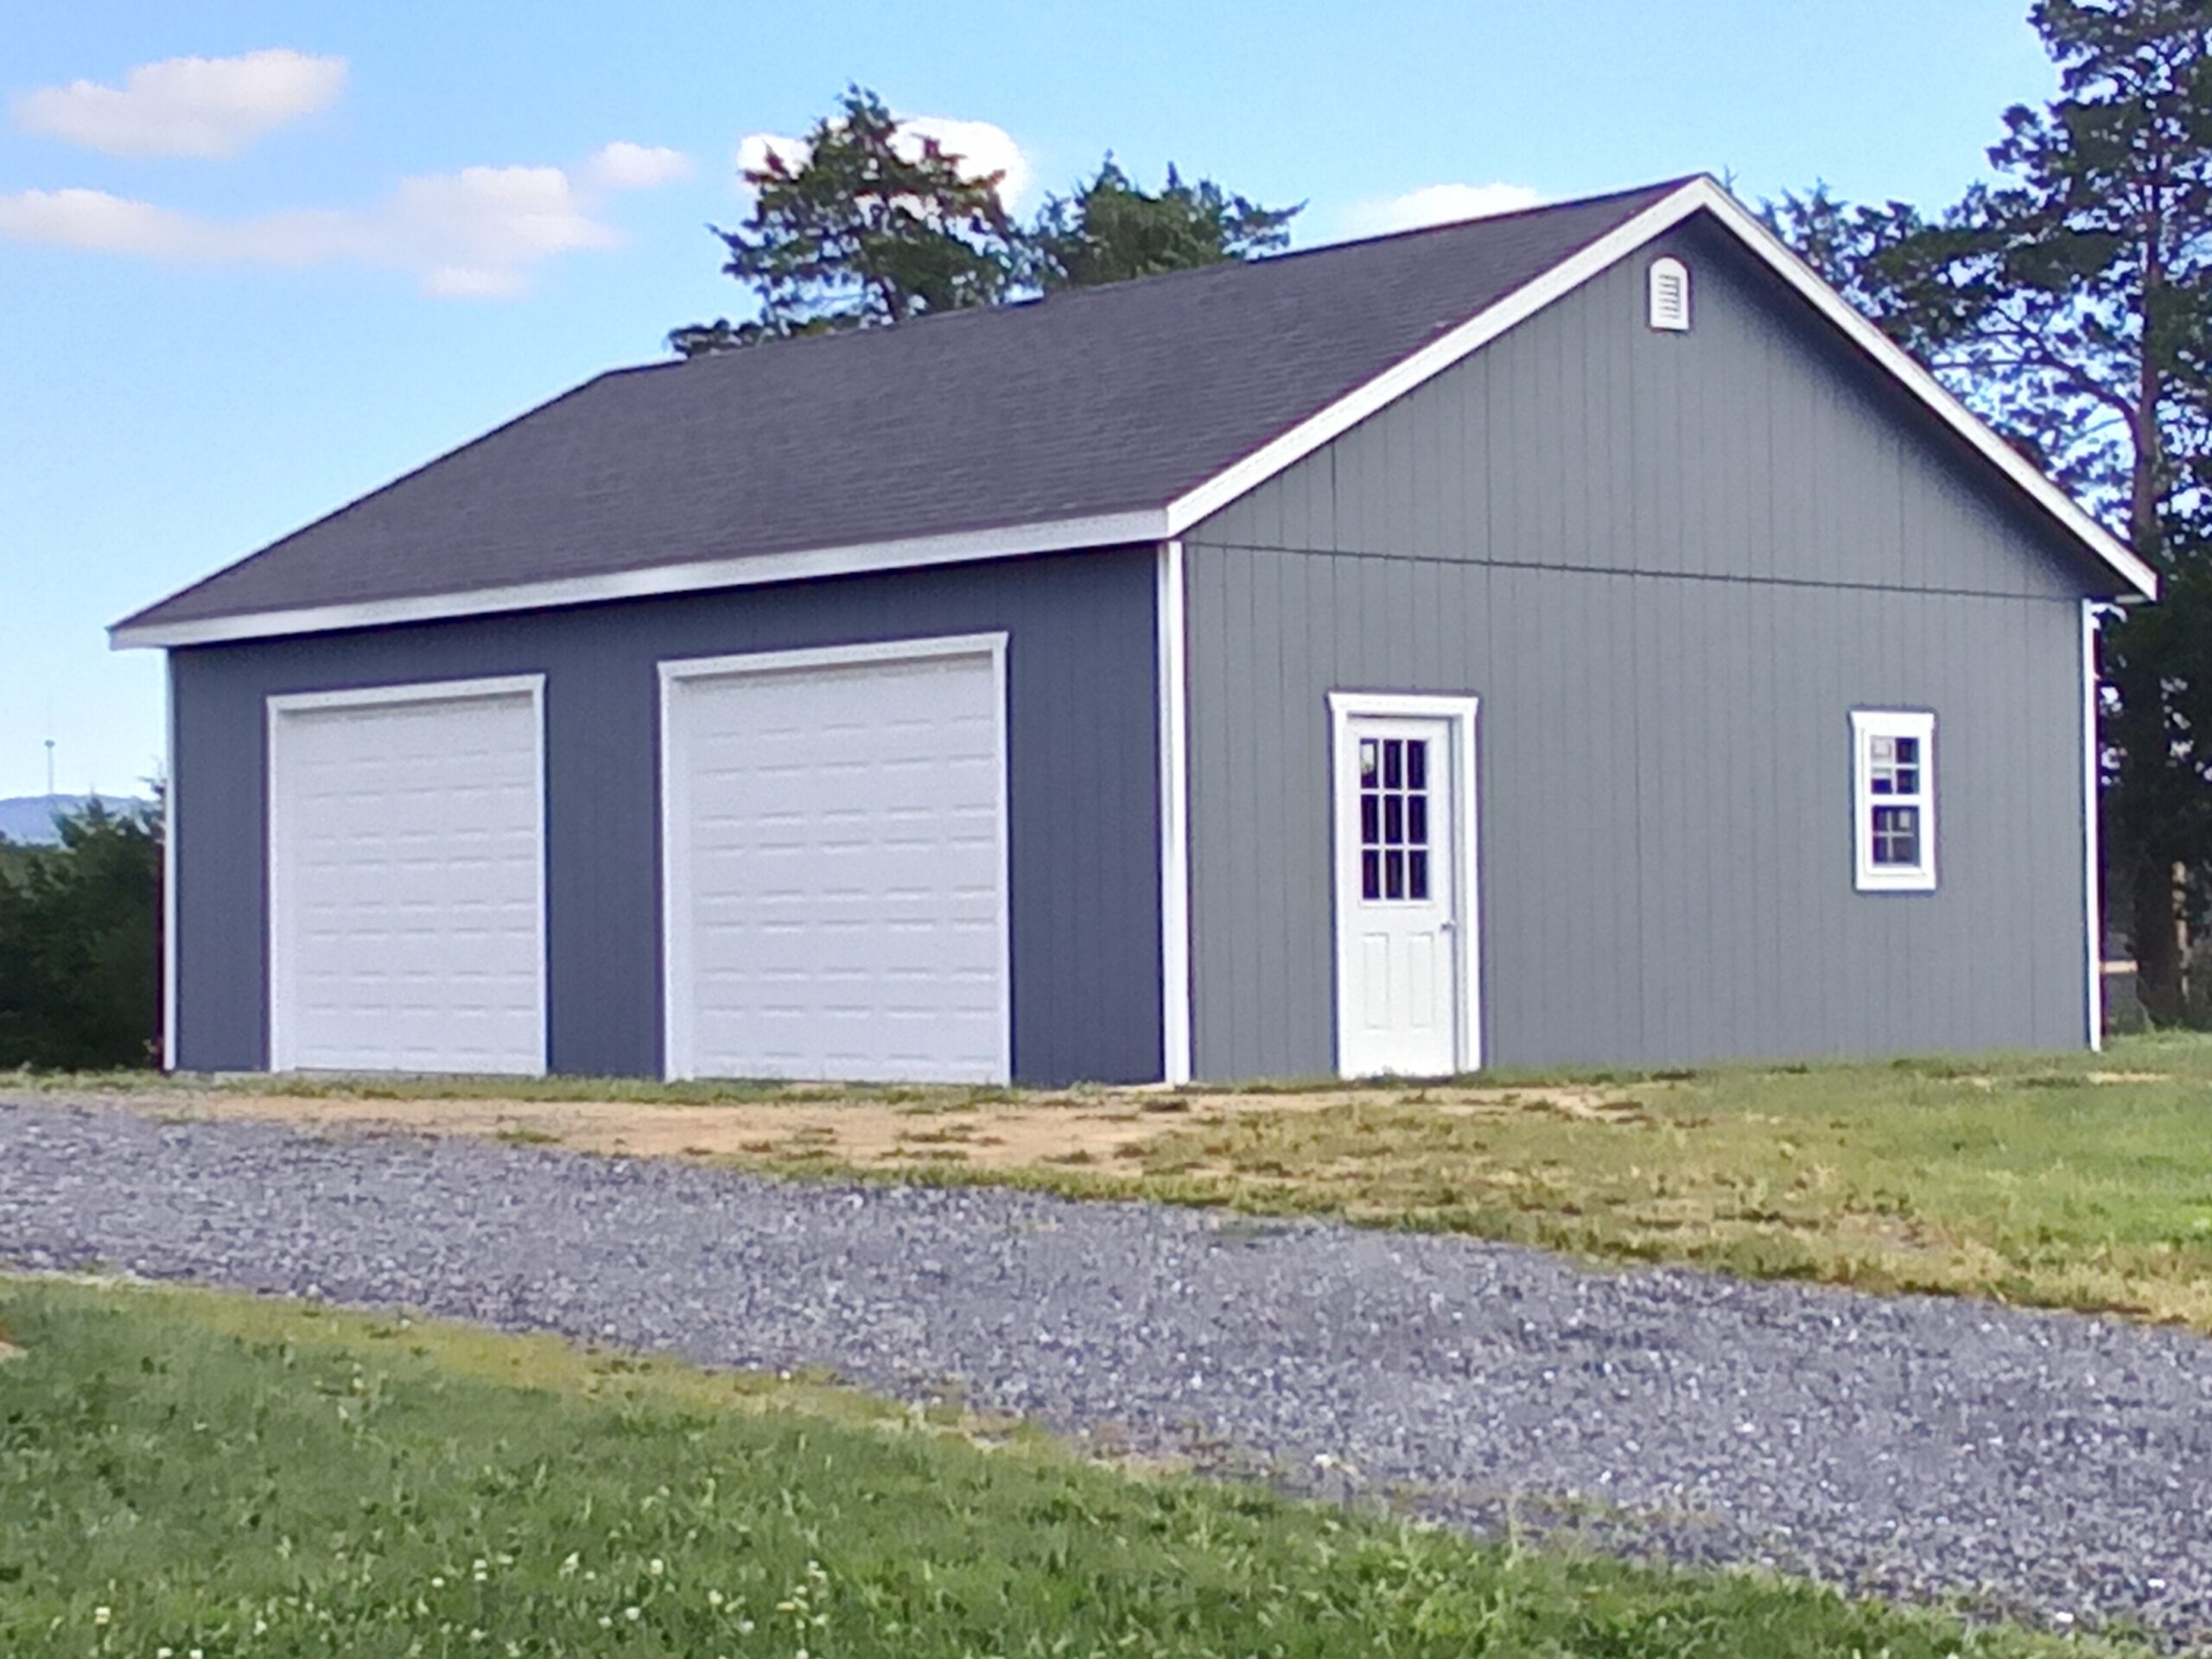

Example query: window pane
[1362,849,1380,900]
[1406,741,1427,789]
[1383,795,1403,844]
[1361,793,1379,846]
[1383,741,1402,788]
[1407,794,1427,848]
[1385,850,1404,899]
[1894,736,1917,766]
[1408,849,1429,900]
[1872,804,1922,867]
[1360,740,1377,783]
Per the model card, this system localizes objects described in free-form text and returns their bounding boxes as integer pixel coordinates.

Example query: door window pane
[1357,734,1434,905]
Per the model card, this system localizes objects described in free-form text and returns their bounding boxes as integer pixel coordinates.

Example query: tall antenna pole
[45,736,55,798]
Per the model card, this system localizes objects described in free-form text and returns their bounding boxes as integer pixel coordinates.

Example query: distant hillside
[0,794,153,846]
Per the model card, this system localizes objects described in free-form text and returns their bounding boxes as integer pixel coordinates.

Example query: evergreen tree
[1770,0,2212,1020]
[0,800,162,1070]
[1024,157,1300,290]
[671,86,1020,357]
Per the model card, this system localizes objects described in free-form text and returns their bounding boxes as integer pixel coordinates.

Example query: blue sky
[0,0,2056,800]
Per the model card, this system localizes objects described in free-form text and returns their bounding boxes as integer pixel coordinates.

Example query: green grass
[1086,1033,2212,1330]
[0,1277,2152,1658]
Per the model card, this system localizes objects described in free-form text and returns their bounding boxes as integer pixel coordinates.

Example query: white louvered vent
[1648,256,1691,332]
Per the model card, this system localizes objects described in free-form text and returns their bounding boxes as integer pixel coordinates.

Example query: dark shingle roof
[118,180,1690,633]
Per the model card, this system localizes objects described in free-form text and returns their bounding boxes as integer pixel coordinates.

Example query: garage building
[114,177,2157,1085]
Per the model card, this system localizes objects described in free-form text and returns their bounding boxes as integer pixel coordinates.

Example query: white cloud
[583,141,692,191]
[12,48,346,158]
[1345,181,1544,237]
[0,142,690,296]
[734,111,1033,207]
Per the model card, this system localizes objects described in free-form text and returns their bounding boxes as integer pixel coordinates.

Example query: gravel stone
[3,1097,2209,1642]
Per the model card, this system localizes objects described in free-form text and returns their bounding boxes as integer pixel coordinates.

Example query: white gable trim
[1162,178,2154,600]
[111,176,2152,652]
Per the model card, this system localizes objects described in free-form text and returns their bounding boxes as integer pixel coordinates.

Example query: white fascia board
[111,508,1170,651]
[1166,177,2158,602]
[113,178,2152,658]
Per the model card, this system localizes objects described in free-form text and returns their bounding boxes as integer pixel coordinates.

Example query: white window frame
[1851,709,1936,893]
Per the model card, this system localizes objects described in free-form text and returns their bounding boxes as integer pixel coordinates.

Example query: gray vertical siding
[1185,219,2098,1077]
[170,547,1162,1086]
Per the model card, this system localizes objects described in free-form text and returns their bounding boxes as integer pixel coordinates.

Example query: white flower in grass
[92,1607,111,1626]
[625,1605,642,1622]
[558,1552,580,1578]
[648,1558,664,1577]
[707,1589,725,1608]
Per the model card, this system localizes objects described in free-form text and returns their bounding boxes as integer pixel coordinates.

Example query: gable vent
[1648,256,1691,332]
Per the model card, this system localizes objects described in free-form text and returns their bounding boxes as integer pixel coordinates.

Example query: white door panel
[664,642,1009,1084]
[1332,699,1478,1077]
[270,683,545,1074]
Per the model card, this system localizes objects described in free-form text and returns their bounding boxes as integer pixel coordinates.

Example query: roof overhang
[112,176,2153,652]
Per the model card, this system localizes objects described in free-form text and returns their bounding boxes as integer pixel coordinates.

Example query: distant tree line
[668,86,1300,355]
[0,800,161,1070]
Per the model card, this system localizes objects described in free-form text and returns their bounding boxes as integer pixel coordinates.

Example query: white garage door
[661,636,1009,1084]
[269,677,546,1074]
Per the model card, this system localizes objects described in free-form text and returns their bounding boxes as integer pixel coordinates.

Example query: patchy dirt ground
[90,1083,1643,1174]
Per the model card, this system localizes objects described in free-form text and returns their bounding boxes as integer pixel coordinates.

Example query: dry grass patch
[39,1031,2212,1334]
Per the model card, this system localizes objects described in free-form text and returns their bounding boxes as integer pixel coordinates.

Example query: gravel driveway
[4,1097,2210,1643]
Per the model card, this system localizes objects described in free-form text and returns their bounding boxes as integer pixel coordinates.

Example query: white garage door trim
[267,674,548,1074]
[658,633,1012,1084]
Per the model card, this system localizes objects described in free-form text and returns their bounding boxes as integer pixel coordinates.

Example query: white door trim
[265,672,549,1074]
[657,632,1013,1084]
[1326,690,1482,1076]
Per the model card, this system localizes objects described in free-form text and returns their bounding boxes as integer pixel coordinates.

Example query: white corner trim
[1850,707,1938,894]
[161,653,177,1072]
[2082,601,2106,1052]
[655,631,1014,1085]
[1155,540,1192,1085]
[264,672,549,1075]
[1325,690,1483,1074]
[112,510,1169,651]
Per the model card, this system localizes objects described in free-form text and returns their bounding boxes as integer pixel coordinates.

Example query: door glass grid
[1359,737,1431,902]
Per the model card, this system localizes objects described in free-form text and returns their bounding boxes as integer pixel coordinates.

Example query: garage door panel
[270,684,545,1075]
[666,644,1009,1084]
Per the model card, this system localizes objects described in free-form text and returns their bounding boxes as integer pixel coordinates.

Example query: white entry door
[268,677,547,1075]
[1330,695,1478,1077]
[661,635,1010,1084]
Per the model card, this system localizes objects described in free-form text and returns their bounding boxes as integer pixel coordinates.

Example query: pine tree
[1024,157,1300,290]
[1770,0,2212,1021]
[670,86,1020,356]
